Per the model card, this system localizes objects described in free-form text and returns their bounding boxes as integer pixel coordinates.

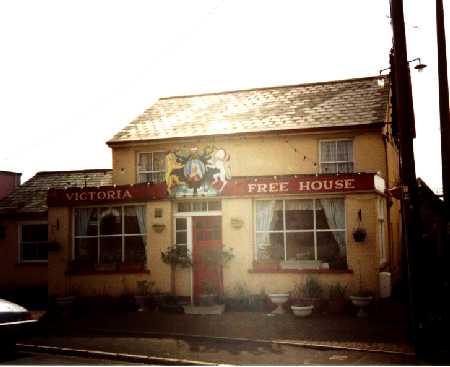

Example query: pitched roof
[0,169,112,215]
[108,75,390,145]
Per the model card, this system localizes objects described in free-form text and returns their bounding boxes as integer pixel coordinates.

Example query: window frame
[253,197,347,264]
[18,221,48,263]
[173,200,222,258]
[136,151,166,183]
[318,138,354,174]
[72,204,147,264]
[377,197,387,265]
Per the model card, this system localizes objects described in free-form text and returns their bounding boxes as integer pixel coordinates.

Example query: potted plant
[197,246,234,305]
[328,282,348,314]
[302,276,324,313]
[134,280,155,312]
[350,261,373,317]
[352,209,367,242]
[161,245,192,297]
[352,227,367,242]
[349,290,373,317]
[289,282,313,317]
[55,281,79,316]
[225,282,252,311]
[199,280,218,306]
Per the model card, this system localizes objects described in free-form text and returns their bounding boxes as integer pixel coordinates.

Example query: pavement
[31,298,415,356]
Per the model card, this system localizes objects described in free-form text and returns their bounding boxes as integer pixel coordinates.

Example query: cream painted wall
[48,207,72,296]
[111,128,387,185]
[46,127,402,299]
[48,192,389,298]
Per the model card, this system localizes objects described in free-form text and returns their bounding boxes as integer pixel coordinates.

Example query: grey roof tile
[0,169,112,215]
[108,75,390,144]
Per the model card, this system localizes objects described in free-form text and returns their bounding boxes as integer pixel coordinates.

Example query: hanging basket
[352,228,367,242]
[152,223,166,233]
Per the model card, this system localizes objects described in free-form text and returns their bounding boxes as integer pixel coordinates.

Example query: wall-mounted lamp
[378,56,427,87]
[409,57,427,71]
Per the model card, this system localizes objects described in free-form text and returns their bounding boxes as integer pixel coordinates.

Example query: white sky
[0,0,446,192]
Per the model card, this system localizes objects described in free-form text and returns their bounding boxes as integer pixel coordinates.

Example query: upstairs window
[20,223,48,262]
[319,139,353,174]
[137,152,166,183]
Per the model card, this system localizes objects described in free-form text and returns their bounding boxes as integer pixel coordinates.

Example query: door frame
[173,206,222,304]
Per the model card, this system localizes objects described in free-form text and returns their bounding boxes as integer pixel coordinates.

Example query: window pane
[138,173,148,184]
[316,199,345,229]
[100,207,122,235]
[75,237,98,262]
[286,232,314,261]
[178,202,191,212]
[124,236,146,264]
[256,232,284,261]
[22,242,48,261]
[139,153,152,171]
[100,237,122,263]
[22,224,48,242]
[176,217,187,230]
[207,201,221,211]
[193,201,207,212]
[378,199,385,219]
[320,163,337,174]
[124,206,145,234]
[336,140,353,161]
[176,231,187,245]
[320,141,336,161]
[153,152,166,171]
[255,200,283,231]
[75,208,98,236]
[151,171,165,183]
[285,200,314,230]
[337,162,353,173]
[317,231,346,269]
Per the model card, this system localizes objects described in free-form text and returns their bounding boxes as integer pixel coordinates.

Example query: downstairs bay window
[73,205,147,266]
[255,198,347,270]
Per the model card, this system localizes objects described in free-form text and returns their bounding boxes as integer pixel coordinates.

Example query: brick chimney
[0,171,21,200]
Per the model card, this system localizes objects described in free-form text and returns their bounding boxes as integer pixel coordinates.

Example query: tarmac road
[16,335,424,365]
[0,350,136,365]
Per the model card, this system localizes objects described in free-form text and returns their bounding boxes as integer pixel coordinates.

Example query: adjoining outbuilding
[0,170,111,300]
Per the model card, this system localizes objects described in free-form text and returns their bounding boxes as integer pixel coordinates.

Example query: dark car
[0,298,37,354]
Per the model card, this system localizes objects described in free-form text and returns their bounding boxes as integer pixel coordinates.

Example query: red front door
[192,216,222,304]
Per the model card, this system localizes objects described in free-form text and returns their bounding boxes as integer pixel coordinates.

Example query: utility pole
[389,0,424,355]
[435,0,450,356]
[436,0,450,225]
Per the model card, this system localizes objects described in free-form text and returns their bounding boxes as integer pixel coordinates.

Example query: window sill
[16,262,48,266]
[66,262,149,276]
[248,268,353,274]
[66,268,150,276]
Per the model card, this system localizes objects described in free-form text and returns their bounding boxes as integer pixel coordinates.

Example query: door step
[183,304,225,315]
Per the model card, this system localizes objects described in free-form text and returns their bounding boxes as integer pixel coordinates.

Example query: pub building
[44,75,401,302]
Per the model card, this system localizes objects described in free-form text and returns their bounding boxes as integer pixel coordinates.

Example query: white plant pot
[56,295,76,308]
[350,295,373,317]
[268,293,289,314]
[291,305,314,317]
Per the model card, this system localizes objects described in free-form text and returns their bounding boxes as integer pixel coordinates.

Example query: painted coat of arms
[165,146,231,197]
